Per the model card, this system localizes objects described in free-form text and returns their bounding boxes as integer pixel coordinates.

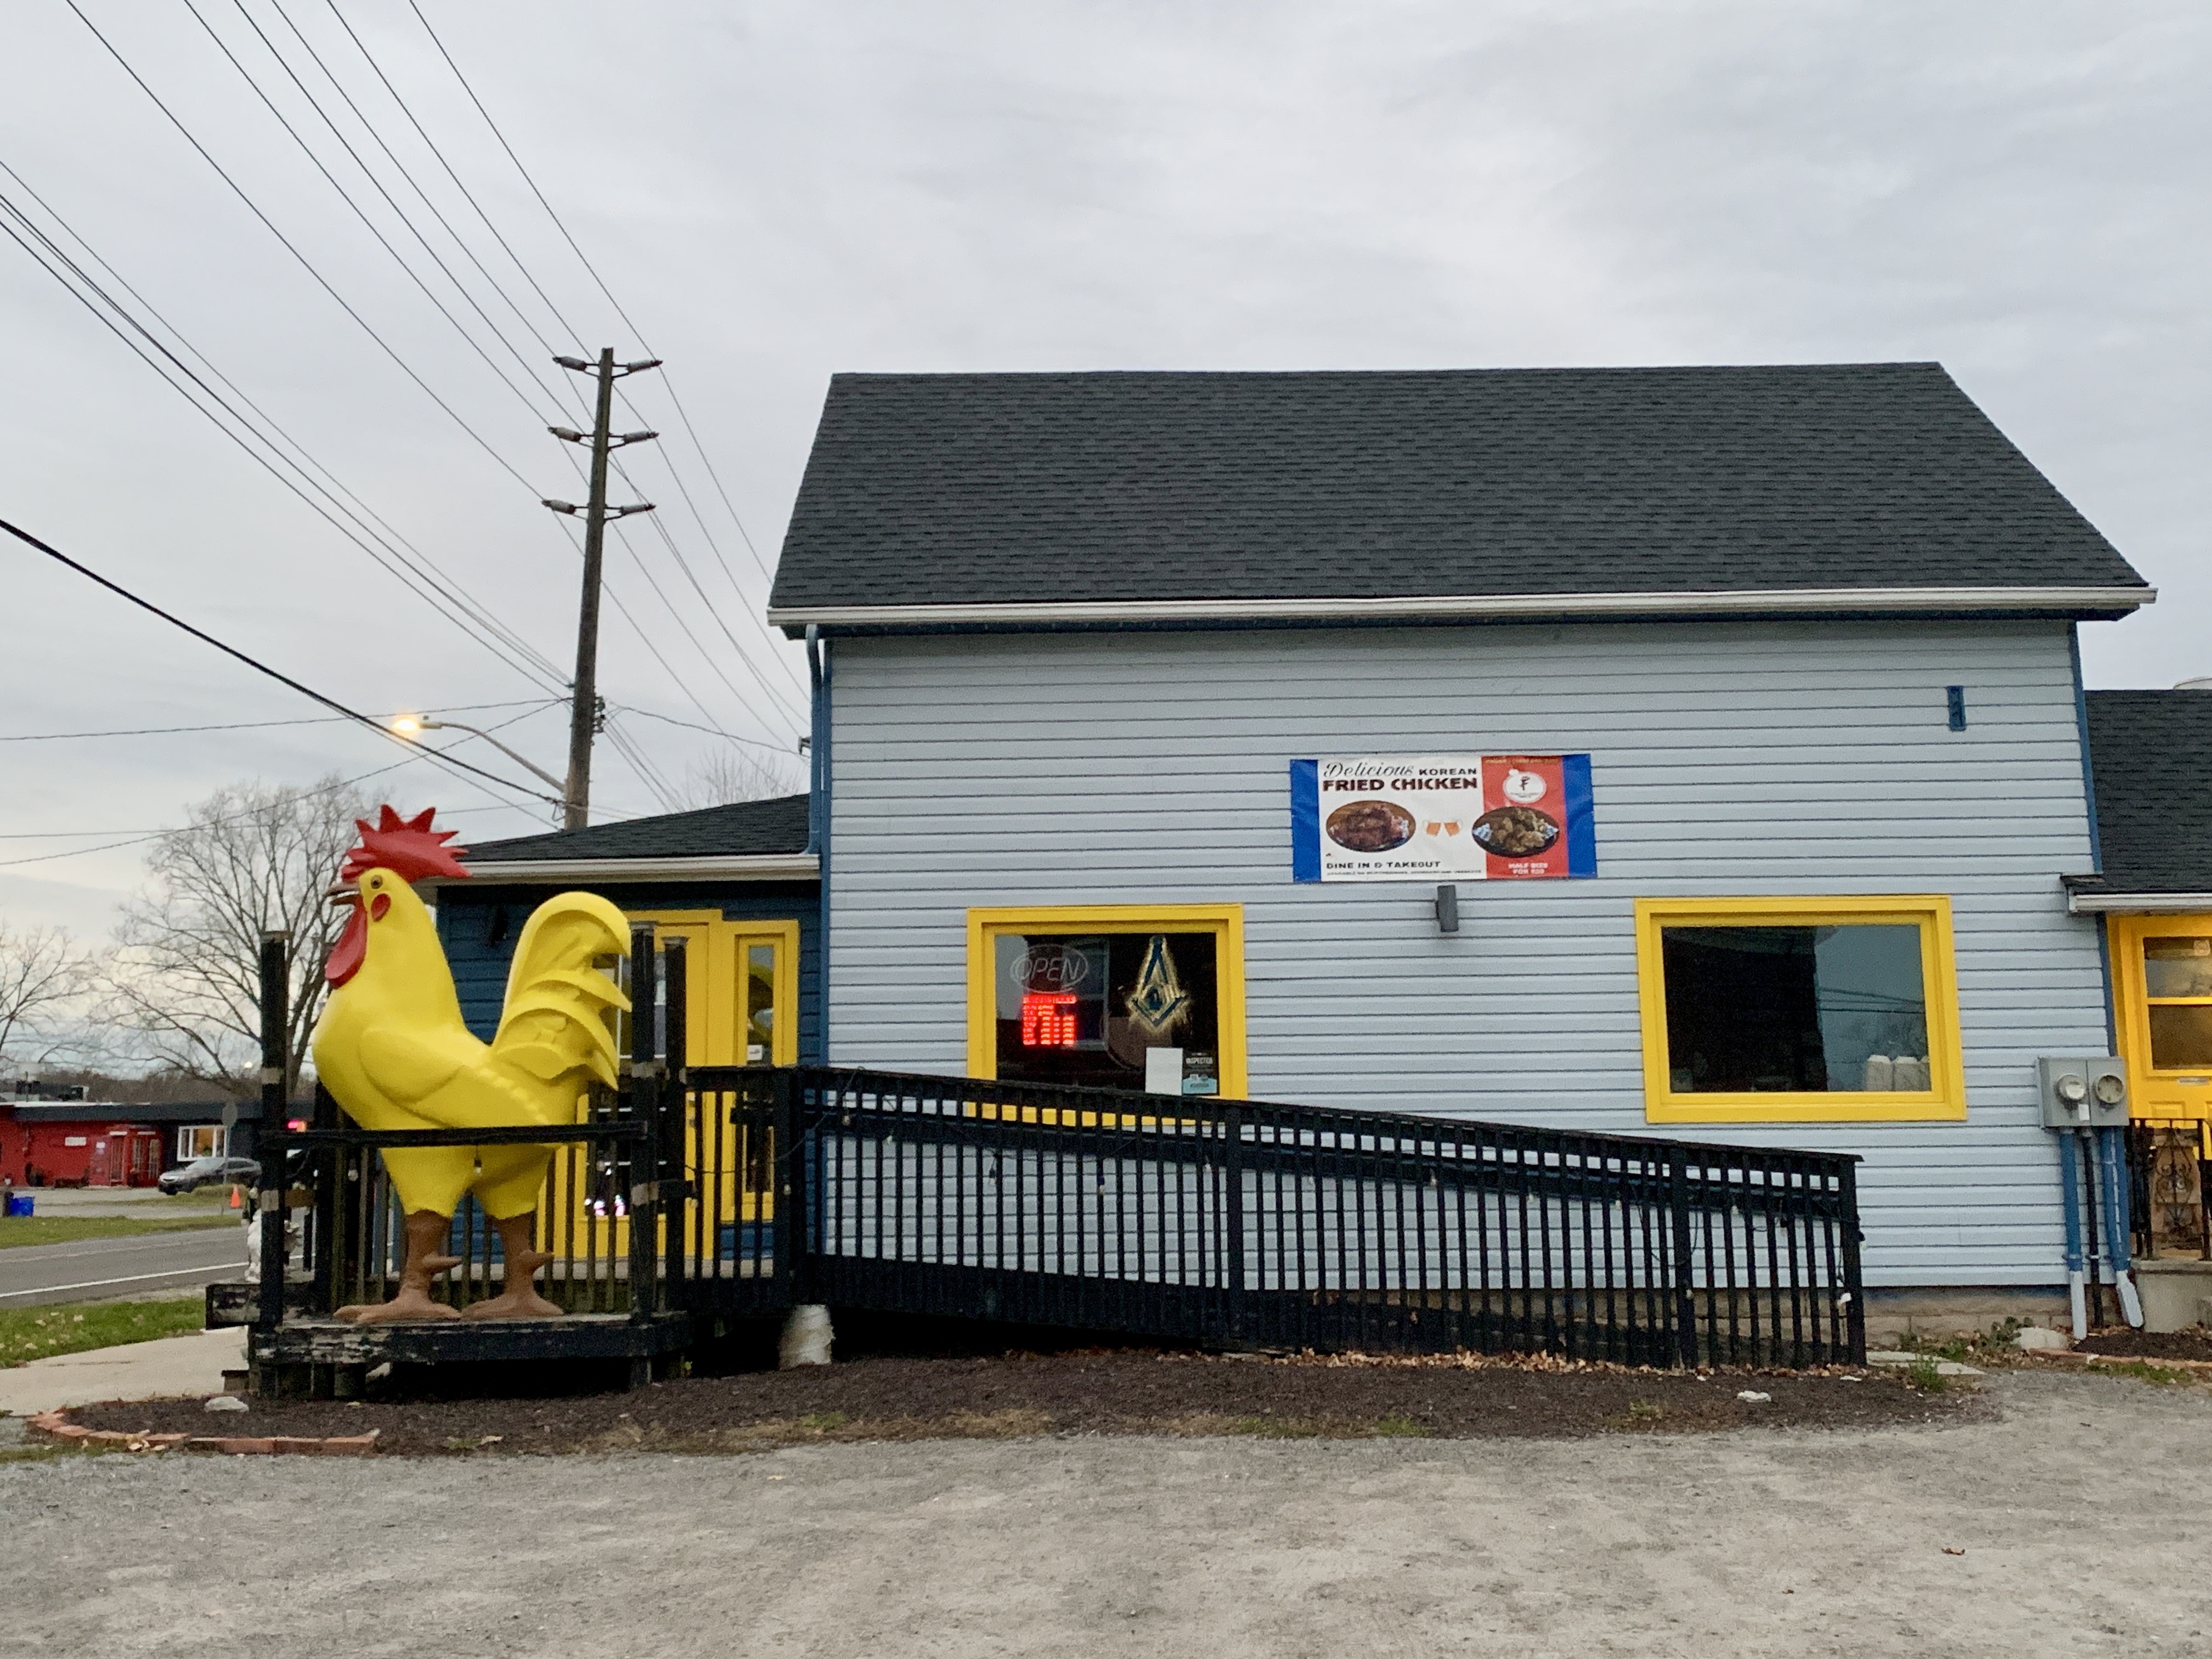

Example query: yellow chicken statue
[311,806,631,1323]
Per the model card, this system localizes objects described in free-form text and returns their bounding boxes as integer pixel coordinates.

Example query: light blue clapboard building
[754,363,2157,1325]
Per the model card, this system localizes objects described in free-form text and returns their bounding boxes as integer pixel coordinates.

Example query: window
[2142,935,2212,1071]
[178,1125,226,1161]
[1635,896,1965,1122]
[619,912,800,1068]
[967,906,1246,1097]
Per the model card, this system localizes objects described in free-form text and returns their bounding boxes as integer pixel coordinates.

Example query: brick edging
[26,1409,379,1457]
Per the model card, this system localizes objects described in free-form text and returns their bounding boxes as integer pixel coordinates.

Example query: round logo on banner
[1502,768,1547,805]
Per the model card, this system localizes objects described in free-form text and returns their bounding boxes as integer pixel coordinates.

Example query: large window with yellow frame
[966,905,1247,1098]
[1635,896,1966,1123]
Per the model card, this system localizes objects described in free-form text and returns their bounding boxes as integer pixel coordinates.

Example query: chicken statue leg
[460,1211,562,1320]
[335,1209,461,1324]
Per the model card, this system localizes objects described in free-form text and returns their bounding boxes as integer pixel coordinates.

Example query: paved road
[0,1228,245,1307]
[3,1373,2208,1658]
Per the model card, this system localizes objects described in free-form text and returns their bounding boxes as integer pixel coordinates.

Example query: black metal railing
[668,1064,1865,1369]
[251,921,679,1332]
[255,1108,658,1324]
[252,926,1862,1367]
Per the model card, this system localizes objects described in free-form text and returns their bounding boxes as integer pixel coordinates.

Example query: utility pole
[544,349,660,828]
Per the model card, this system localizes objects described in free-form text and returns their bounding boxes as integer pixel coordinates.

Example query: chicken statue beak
[326,889,366,988]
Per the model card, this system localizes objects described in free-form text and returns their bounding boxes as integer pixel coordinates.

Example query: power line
[407,3,804,671]
[0,171,568,692]
[318,0,587,353]
[0,515,561,808]
[63,0,555,504]
[269,0,563,359]
[179,0,575,430]
[0,716,553,871]
[195,9,805,737]
[614,703,806,757]
[0,698,559,744]
[71,2,803,772]
[269,2,807,725]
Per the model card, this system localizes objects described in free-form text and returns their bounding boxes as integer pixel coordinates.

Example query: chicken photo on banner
[310,807,631,1323]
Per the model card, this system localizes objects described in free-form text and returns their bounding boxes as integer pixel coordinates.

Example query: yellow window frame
[623,910,801,1067]
[1634,895,1966,1124]
[965,904,1248,1098]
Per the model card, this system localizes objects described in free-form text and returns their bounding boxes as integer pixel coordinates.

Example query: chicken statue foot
[334,1209,462,1324]
[459,1211,564,1321]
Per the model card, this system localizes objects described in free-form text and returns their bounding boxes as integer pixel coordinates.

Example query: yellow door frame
[2107,912,2212,1130]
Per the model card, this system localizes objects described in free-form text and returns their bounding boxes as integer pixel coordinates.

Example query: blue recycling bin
[4,1194,32,1218]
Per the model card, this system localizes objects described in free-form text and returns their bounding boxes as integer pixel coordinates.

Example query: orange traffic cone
[228,1184,242,1210]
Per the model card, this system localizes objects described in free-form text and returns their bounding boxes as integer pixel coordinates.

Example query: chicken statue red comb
[340,805,471,885]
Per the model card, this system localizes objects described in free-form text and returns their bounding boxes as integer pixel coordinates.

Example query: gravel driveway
[3,1370,2208,1658]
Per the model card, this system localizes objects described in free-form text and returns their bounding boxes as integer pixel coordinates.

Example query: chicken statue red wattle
[310,806,632,1323]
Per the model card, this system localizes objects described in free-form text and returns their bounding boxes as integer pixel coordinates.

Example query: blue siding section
[435,881,822,1062]
[823,618,2114,1290]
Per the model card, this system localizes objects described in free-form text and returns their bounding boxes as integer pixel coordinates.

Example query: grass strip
[0,1297,206,1367]
[0,1215,241,1250]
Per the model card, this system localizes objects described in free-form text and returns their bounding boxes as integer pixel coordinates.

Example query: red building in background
[1,1093,259,1188]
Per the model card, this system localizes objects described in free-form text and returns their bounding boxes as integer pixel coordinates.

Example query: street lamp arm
[414,720,568,798]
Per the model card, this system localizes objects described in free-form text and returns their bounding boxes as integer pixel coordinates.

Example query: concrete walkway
[1,1371,2208,1657]
[0,1327,241,1417]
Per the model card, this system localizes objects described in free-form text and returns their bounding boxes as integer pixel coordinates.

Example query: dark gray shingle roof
[462,794,810,864]
[769,363,2145,615]
[2083,692,2212,895]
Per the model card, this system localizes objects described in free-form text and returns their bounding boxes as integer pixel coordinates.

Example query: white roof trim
[770,585,2155,630]
[2067,890,2212,916]
[422,853,818,887]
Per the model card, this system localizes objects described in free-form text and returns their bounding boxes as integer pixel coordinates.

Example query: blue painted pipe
[2095,1126,2144,1328]
[2058,1129,2088,1338]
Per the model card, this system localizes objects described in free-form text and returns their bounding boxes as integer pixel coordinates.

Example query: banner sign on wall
[1289,754,1595,882]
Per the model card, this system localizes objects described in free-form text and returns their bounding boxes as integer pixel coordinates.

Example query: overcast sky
[2,1,2206,939]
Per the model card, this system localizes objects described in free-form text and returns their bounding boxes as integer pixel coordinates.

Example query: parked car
[157,1155,261,1195]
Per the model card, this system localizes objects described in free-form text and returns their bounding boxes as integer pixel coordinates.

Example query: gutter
[2064,888,2212,916]
[422,853,819,887]
[770,584,2155,633]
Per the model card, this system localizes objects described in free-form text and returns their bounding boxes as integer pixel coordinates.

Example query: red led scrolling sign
[1020,991,1079,1047]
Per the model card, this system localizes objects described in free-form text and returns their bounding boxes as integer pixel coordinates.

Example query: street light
[388,714,569,808]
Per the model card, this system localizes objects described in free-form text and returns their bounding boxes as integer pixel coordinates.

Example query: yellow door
[620,913,798,1256]
[2109,914,2212,1124]
[543,914,798,1259]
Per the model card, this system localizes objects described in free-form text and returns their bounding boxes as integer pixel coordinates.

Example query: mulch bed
[2075,1328,2212,1363]
[63,1350,1979,1455]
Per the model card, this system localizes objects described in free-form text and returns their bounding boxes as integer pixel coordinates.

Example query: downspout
[805,624,830,1065]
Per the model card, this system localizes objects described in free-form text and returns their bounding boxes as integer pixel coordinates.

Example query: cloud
[0,0,2204,922]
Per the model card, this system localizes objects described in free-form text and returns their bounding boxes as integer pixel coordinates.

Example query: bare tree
[0,921,97,1075]
[103,776,369,1096]
[676,746,803,810]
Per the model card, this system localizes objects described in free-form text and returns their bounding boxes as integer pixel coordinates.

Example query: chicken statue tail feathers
[488,891,635,1096]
